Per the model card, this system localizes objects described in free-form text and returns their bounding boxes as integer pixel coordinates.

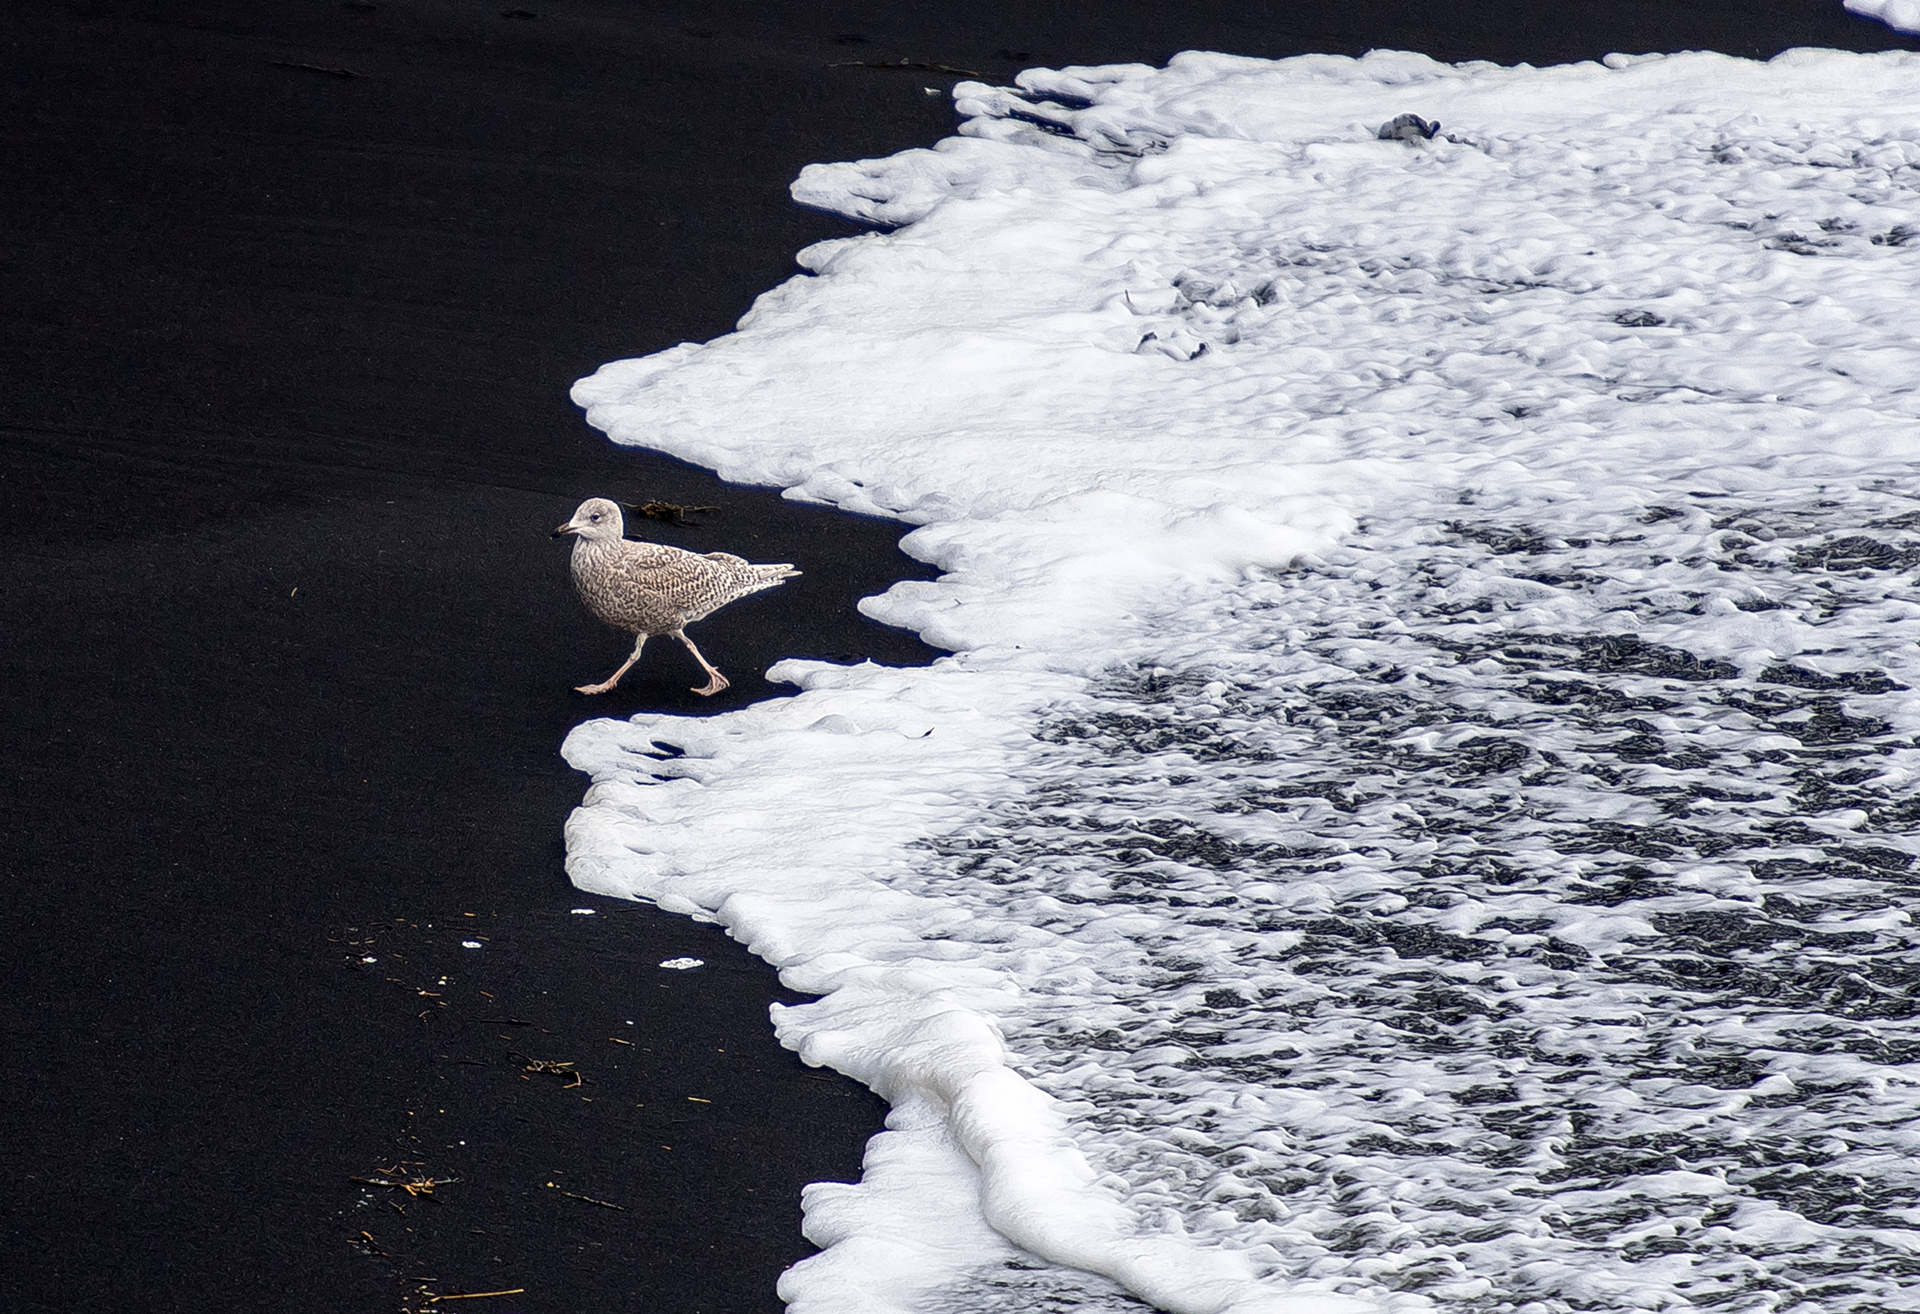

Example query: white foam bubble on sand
[569,48,1920,1314]
[1848,0,1920,36]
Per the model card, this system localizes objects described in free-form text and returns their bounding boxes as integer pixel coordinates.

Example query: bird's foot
[692,673,730,697]
[574,681,616,695]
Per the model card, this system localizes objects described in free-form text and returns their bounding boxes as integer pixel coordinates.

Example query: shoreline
[4,2,1916,1311]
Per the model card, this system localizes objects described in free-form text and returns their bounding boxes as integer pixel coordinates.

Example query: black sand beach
[4,3,1915,1312]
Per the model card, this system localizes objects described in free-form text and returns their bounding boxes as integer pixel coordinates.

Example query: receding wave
[568,47,1920,1314]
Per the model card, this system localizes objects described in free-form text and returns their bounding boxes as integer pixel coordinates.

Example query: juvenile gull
[553,497,799,696]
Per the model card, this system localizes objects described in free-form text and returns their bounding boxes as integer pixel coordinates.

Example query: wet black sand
[3,3,1914,1312]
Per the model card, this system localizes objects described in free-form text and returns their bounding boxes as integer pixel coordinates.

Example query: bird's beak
[552,521,578,539]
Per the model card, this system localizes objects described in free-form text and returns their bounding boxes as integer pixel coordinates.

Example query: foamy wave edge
[566,44,1920,1314]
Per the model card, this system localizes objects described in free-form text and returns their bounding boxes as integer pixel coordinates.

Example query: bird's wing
[610,540,735,612]
[616,539,706,573]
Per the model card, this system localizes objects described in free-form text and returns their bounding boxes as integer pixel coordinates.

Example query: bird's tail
[732,563,798,601]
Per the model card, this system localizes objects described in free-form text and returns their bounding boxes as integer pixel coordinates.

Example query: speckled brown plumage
[553,497,798,696]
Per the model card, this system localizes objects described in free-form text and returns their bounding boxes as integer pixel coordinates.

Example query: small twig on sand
[513,1053,584,1088]
[268,60,360,78]
[544,1181,625,1210]
[828,58,986,77]
[352,1173,458,1198]
[426,1290,525,1303]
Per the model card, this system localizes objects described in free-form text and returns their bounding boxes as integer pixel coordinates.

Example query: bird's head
[553,497,626,542]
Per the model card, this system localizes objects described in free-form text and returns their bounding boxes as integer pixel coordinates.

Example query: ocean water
[565,49,1920,1314]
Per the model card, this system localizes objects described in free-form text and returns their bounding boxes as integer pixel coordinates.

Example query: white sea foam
[568,48,1920,1314]
[1848,0,1920,36]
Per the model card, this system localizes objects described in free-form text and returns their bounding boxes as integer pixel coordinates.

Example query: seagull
[553,497,799,696]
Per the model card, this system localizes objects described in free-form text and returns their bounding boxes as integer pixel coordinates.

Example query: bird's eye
[590,513,601,522]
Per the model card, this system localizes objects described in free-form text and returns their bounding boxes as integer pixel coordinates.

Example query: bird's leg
[673,631,730,696]
[576,634,646,695]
